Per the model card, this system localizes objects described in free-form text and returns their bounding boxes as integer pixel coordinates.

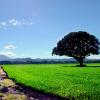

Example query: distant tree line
[1,59,100,64]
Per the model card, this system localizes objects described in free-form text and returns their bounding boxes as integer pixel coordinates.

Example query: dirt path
[0,66,65,100]
[0,66,35,100]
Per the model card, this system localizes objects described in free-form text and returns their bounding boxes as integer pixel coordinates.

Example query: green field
[3,64,100,99]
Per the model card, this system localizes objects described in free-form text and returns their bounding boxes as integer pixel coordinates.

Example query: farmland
[3,64,100,99]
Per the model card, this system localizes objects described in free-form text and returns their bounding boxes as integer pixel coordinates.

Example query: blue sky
[0,0,100,59]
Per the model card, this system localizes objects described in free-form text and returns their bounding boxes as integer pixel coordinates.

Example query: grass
[3,63,100,99]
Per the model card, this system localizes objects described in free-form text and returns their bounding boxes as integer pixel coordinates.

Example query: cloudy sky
[0,0,100,59]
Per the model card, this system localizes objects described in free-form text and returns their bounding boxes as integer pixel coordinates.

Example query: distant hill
[0,55,10,61]
[0,55,99,64]
[9,58,76,64]
[0,55,76,64]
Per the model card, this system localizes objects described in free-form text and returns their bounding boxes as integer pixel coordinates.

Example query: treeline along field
[3,64,100,99]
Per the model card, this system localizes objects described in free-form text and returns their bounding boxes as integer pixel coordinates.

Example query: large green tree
[52,31,100,66]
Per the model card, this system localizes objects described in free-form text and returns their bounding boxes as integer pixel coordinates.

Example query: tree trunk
[74,57,84,67]
[79,58,83,67]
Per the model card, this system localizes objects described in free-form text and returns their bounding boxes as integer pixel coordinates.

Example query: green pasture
[3,63,100,100]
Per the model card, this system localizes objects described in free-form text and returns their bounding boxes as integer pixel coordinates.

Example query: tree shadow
[86,66,100,67]
[62,64,100,67]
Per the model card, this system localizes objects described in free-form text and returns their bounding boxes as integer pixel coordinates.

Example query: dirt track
[0,66,29,100]
[0,66,65,100]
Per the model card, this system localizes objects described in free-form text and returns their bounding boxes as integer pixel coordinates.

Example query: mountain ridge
[0,55,99,64]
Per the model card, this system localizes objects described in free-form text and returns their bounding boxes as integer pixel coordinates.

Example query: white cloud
[0,44,17,58]
[22,20,33,25]
[4,44,16,50]
[9,19,21,26]
[9,19,33,26]
[0,44,16,57]
[87,55,100,59]
[0,51,16,57]
[9,19,16,23]
[5,51,16,56]
[0,19,33,29]
[1,22,7,26]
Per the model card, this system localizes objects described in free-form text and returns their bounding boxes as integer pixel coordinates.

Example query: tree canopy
[52,31,100,66]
